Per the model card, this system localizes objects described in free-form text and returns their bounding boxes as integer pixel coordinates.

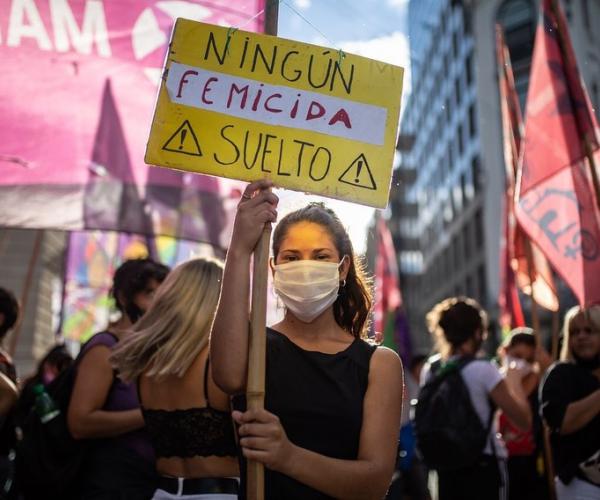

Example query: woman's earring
[340,279,346,287]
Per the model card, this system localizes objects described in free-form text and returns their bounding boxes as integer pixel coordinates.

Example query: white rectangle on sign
[166,62,387,146]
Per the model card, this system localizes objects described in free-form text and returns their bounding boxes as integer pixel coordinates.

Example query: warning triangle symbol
[162,120,202,157]
[338,154,376,190]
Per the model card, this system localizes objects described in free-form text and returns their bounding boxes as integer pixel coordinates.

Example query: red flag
[515,0,600,306]
[496,25,557,318]
[373,217,402,337]
[373,217,413,364]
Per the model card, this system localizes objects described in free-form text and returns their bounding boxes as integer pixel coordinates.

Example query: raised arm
[490,367,532,431]
[234,347,404,499]
[0,371,18,416]
[210,180,278,394]
[559,389,600,435]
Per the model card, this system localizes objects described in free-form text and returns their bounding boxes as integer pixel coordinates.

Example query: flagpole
[246,3,278,500]
[583,139,600,211]
[549,0,600,211]
[551,309,560,360]
[524,238,557,500]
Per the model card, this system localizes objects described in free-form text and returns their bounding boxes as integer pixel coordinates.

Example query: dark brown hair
[0,287,19,339]
[272,203,372,339]
[426,297,488,357]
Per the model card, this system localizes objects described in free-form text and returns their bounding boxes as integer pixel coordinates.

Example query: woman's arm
[0,371,18,416]
[490,369,532,431]
[210,180,278,394]
[67,345,144,439]
[235,347,404,500]
[559,389,600,435]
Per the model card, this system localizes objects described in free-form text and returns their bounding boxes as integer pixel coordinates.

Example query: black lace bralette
[141,359,237,458]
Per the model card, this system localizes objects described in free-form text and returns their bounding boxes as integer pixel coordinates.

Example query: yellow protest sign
[146,19,404,208]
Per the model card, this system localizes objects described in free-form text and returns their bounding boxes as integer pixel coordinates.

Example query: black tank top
[141,359,237,458]
[236,328,377,499]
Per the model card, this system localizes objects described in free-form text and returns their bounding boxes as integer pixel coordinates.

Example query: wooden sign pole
[246,5,279,500]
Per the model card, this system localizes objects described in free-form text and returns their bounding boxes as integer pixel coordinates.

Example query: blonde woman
[111,257,239,500]
[540,305,600,499]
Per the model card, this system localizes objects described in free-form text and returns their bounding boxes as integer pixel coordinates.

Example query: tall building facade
[392,0,600,353]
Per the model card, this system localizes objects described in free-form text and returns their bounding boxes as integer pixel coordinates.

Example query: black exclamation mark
[355,161,363,183]
[178,129,187,150]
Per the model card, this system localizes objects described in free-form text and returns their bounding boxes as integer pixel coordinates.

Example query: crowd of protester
[0,186,598,499]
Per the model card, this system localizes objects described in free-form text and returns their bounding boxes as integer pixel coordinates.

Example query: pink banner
[0,0,263,243]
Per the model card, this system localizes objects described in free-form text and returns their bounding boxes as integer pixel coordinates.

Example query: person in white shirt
[419,297,532,500]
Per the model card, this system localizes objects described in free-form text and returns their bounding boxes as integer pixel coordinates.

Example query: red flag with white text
[515,0,600,306]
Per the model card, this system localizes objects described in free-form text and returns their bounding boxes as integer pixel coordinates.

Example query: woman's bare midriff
[157,454,239,479]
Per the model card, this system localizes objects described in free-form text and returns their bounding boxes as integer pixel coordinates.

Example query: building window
[454,183,462,213]
[592,81,600,122]
[582,0,592,37]
[457,124,464,156]
[465,52,473,86]
[471,155,482,193]
[497,0,536,108]
[444,197,453,225]
[466,275,474,297]
[452,30,459,59]
[463,223,471,260]
[443,49,449,74]
[468,104,477,137]
[475,208,484,248]
[454,235,462,269]
[477,264,487,303]
[446,97,452,124]
[455,77,462,106]
[460,173,467,207]
[462,6,472,35]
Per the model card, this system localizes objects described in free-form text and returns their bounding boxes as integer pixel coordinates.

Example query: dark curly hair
[426,297,488,357]
[0,287,19,339]
[111,259,170,322]
[272,202,372,339]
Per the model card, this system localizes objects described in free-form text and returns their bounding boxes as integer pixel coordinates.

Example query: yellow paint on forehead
[278,221,338,255]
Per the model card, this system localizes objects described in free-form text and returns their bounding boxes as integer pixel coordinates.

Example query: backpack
[414,357,494,471]
[16,333,117,499]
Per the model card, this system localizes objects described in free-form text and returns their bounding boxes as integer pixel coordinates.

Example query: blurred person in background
[15,344,73,427]
[111,257,240,499]
[418,297,532,500]
[497,328,551,500]
[68,258,169,500]
[387,354,431,500]
[0,288,19,498]
[0,288,19,386]
[540,305,600,499]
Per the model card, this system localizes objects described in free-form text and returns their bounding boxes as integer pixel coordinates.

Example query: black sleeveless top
[236,328,377,499]
[141,359,237,458]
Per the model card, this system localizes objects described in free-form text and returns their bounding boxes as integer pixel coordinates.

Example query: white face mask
[272,258,345,323]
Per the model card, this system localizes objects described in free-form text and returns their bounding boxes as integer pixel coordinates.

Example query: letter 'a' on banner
[146,19,404,208]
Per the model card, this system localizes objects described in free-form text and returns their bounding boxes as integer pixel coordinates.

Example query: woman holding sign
[210,179,403,499]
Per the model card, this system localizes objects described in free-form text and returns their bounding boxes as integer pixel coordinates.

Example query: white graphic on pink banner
[0,0,265,186]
